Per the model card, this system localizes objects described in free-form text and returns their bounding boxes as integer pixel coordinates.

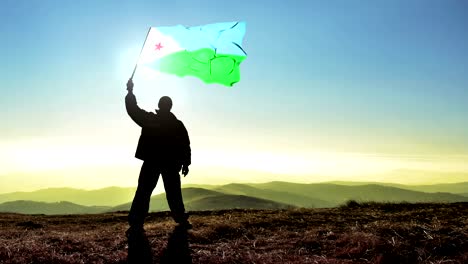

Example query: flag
[138,21,247,87]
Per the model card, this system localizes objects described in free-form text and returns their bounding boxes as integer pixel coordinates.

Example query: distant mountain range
[246,182,468,206]
[0,181,467,215]
[326,181,468,194]
[0,200,108,215]
[0,187,135,206]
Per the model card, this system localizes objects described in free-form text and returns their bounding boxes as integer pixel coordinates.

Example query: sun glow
[3,139,468,176]
[1,136,468,193]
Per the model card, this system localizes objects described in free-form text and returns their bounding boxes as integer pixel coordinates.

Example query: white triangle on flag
[138,28,184,65]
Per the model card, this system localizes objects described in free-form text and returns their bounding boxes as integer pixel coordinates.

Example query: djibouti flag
[138,21,247,87]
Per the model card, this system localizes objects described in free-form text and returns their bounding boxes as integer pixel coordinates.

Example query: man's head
[158,96,172,112]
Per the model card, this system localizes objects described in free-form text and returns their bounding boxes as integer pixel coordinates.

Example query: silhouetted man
[125,79,191,234]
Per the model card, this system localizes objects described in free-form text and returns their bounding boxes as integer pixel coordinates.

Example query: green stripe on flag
[153,48,246,87]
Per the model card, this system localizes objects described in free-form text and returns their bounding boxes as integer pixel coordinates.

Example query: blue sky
[1,0,468,191]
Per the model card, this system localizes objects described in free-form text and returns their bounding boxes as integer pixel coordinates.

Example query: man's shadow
[160,226,192,264]
[127,231,153,264]
[127,226,192,264]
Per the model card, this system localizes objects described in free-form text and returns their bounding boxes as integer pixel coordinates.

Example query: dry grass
[0,202,467,263]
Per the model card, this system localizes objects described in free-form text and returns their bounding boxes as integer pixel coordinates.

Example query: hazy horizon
[1,175,467,195]
[2,0,468,193]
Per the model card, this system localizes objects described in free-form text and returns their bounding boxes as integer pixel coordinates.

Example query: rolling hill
[0,187,136,206]
[0,200,110,215]
[111,187,292,212]
[248,182,468,207]
[214,183,333,207]
[398,182,468,194]
[111,187,224,212]
[1,182,467,214]
[328,181,468,194]
[186,194,293,210]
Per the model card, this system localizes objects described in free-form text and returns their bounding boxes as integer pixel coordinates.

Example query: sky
[1,0,468,193]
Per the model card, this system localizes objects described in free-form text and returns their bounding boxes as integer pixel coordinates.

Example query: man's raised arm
[125,79,154,127]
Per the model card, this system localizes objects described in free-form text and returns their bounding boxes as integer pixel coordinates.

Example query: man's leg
[128,161,160,229]
[161,166,188,225]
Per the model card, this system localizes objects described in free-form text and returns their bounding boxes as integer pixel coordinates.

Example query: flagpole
[130,27,152,80]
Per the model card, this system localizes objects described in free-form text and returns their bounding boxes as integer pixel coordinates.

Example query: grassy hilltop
[0,202,467,263]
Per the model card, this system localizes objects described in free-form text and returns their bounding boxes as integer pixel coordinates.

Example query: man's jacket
[125,93,191,166]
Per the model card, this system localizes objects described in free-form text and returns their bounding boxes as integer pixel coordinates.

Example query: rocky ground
[0,202,467,263]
